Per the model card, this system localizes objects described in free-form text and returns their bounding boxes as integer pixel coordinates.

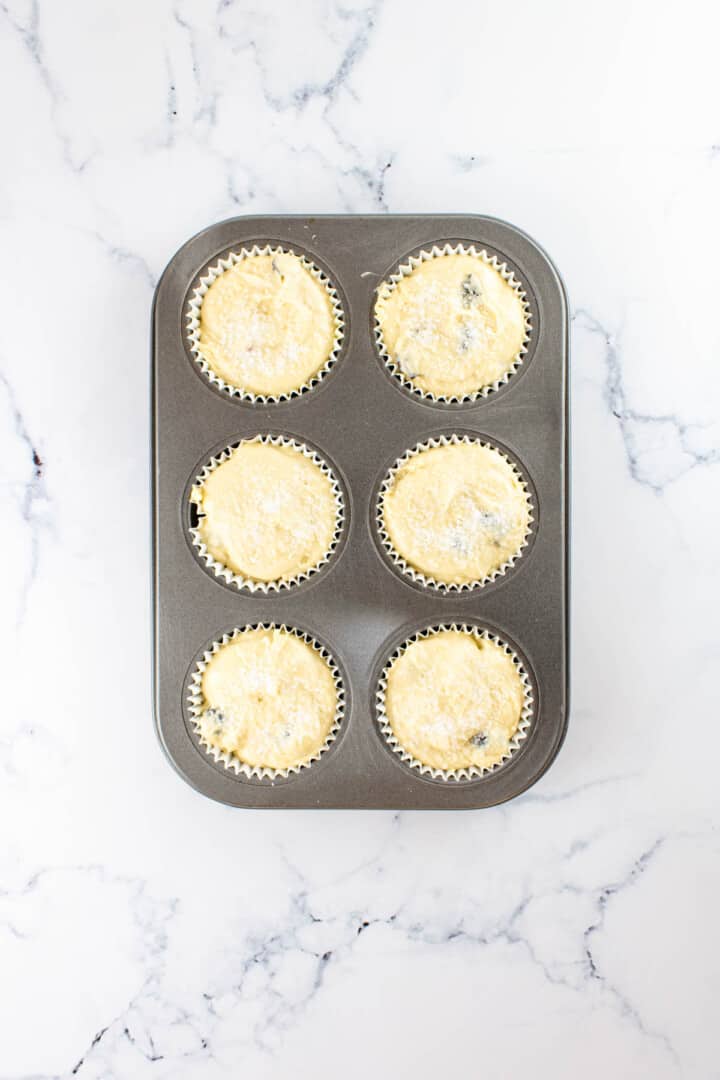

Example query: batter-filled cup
[376,433,534,592]
[376,623,534,781]
[374,243,531,403]
[187,624,345,780]
[186,245,345,402]
[189,434,345,593]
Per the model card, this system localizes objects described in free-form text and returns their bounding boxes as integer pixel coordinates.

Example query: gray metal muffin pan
[152,214,568,809]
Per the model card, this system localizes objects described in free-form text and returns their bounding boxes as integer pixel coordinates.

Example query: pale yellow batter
[381,441,530,586]
[384,631,525,771]
[191,439,338,585]
[197,627,338,771]
[197,251,338,396]
[375,252,527,398]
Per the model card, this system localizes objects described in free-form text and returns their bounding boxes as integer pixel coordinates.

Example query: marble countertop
[1,2,719,1077]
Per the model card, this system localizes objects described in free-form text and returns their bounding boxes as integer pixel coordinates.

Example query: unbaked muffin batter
[197,627,338,771]
[197,251,337,396]
[381,441,530,586]
[375,252,526,398]
[191,439,338,584]
[384,631,525,771]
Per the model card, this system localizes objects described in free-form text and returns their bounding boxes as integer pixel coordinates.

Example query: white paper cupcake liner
[186,244,345,403]
[376,623,534,782]
[188,434,345,594]
[374,243,532,404]
[187,623,345,781]
[376,433,534,593]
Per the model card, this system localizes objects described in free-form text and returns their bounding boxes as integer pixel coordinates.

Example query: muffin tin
[152,214,568,809]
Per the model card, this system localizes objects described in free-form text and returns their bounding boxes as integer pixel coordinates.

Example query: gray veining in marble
[1,1,718,1077]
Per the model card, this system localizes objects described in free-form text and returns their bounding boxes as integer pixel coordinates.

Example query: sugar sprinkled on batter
[382,441,530,586]
[197,627,338,771]
[198,251,337,396]
[376,252,526,398]
[191,440,338,584]
[384,630,525,771]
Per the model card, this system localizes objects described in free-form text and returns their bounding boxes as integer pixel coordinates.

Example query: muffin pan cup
[375,432,535,593]
[152,214,569,809]
[374,242,532,403]
[376,623,535,781]
[188,433,346,593]
[186,624,346,781]
[186,244,345,402]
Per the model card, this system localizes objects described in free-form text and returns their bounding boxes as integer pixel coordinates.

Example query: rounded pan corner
[458,213,568,300]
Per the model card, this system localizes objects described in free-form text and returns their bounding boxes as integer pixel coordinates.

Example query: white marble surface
[1,1,719,1076]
